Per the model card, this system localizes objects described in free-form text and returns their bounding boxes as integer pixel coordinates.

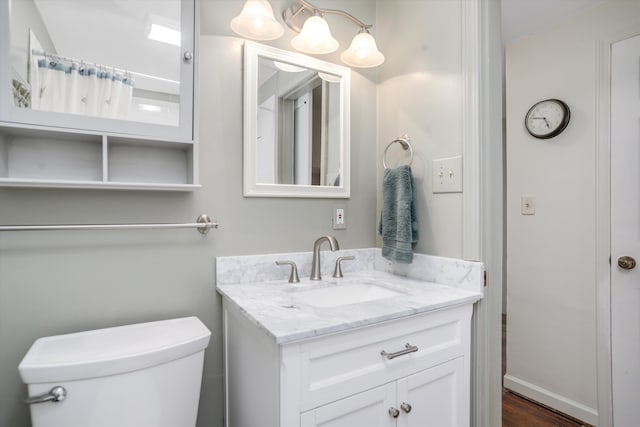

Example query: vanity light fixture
[290,11,339,54]
[340,28,385,68]
[230,0,285,41]
[231,0,385,68]
[283,0,384,67]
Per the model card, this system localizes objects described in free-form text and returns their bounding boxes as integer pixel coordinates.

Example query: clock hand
[530,116,551,128]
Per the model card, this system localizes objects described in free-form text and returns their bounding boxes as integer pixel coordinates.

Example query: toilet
[18,317,211,427]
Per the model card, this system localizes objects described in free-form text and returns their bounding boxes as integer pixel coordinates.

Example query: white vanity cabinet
[0,0,199,190]
[222,301,472,427]
[300,358,465,427]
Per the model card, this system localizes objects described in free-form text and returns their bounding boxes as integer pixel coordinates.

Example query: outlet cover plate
[332,206,346,230]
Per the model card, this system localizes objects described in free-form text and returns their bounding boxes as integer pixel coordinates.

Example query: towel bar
[0,214,218,235]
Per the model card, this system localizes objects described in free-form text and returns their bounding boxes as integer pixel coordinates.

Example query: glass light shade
[318,72,341,83]
[273,61,306,73]
[341,31,385,68]
[230,0,284,41]
[291,15,339,54]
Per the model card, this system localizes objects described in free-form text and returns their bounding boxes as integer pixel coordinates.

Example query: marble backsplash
[216,248,484,294]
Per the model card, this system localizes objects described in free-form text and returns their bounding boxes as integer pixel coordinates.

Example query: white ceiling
[32,0,607,79]
[501,0,606,44]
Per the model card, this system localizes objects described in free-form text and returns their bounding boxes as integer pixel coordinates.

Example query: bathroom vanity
[217,249,483,427]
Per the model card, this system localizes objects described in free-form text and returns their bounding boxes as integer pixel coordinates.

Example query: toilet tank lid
[19,317,211,384]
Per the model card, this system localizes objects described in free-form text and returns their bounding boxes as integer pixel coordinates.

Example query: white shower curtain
[30,54,133,120]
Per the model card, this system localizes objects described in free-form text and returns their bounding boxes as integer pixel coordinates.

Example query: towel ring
[383,134,413,169]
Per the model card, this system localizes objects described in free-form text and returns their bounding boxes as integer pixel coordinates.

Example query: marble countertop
[217,269,482,344]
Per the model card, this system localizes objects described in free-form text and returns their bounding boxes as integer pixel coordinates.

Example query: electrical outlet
[333,206,346,230]
[432,156,463,193]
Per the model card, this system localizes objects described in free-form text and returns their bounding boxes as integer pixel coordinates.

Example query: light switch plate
[521,196,536,215]
[432,156,463,193]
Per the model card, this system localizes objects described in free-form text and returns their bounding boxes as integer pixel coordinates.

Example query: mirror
[243,41,350,198]
[4,0,193,139]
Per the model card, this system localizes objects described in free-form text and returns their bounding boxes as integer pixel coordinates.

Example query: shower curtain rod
[31,49,180,85]
[0,214,218,235]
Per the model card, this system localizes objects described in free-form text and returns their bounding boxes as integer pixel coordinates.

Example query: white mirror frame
[243,41,351,198]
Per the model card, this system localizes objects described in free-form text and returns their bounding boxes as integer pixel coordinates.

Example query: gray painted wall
[375,0,464,258]
[0,1,464,426]
[0,36,377,427]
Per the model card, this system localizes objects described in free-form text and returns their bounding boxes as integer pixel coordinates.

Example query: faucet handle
[333,256,355,278]
[276,260,300,283]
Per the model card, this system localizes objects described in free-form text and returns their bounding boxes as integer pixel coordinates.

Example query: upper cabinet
[0,0,199,190]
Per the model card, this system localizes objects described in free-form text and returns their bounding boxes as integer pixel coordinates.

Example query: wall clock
[524,98,571,139]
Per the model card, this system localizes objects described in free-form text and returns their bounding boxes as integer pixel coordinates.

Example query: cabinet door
[397,358,467,427]
[300,383,396,427]
[0,0,195,141]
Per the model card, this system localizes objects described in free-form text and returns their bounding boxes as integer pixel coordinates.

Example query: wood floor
[502,315,592,427]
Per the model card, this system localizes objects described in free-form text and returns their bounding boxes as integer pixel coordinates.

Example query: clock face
[524,99,570,139]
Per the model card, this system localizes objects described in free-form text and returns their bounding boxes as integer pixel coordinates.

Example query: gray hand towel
[378,165,419,263]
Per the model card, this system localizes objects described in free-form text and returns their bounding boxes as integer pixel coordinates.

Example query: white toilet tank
[18,317,211,427]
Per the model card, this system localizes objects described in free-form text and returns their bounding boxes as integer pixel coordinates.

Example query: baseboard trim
[503,374,598,425]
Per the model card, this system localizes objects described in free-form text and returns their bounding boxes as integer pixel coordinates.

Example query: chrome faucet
[310,235,340,280]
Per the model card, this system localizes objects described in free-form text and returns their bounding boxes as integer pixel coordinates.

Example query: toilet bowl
[18,316,211,427]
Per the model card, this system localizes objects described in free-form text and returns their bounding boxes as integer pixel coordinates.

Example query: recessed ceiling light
[147,24,181,47]
[138,103,162,112]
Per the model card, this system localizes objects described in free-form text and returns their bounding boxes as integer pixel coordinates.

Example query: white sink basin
[292,283,401,308]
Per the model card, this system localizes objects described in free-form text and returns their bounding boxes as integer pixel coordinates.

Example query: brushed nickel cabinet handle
[380,343,419,360]
[401,402,412,413]
[389,407,400,418]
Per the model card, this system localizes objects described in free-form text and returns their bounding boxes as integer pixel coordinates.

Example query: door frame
[595,25,640,427]
[462,1,504,426]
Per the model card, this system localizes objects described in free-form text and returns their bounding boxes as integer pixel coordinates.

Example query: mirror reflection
[256,56,342,186]
[10,0,182,126]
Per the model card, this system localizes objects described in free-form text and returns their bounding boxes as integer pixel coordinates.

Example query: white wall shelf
[0,123,199,191]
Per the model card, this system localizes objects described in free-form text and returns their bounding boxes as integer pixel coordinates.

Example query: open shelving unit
[0,123,199,191]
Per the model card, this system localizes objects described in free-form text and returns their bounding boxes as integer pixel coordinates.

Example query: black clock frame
[524,98,571,139]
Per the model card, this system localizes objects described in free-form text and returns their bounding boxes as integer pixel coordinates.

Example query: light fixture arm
[282,0,384,67]
[285,0,373,32]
